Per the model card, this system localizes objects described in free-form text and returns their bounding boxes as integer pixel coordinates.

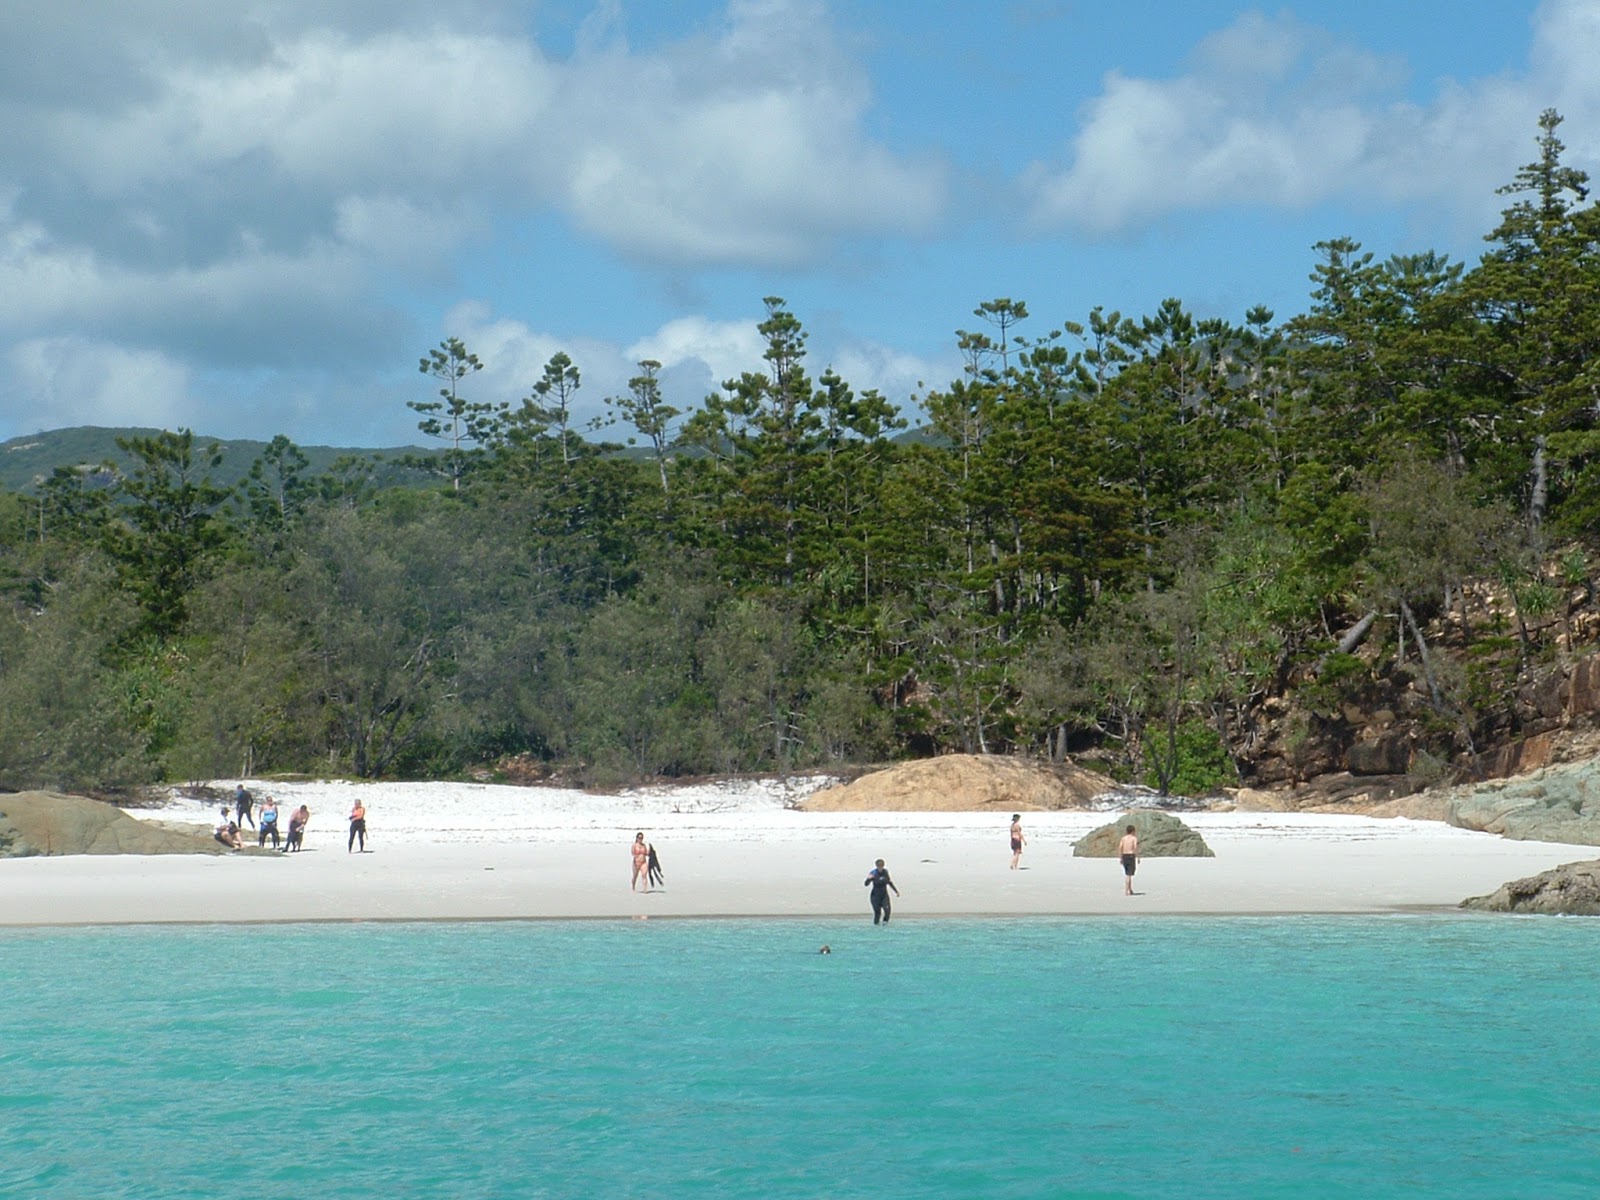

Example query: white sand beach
[0,777,1592,926]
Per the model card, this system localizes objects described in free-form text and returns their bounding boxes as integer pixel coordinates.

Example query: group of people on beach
[1008,813,1142,895]
[215,785,369,853]
[216,786,309,852]
[624,815,1144,923]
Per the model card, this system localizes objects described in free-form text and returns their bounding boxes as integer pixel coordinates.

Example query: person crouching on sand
[1119,824,1140,895]
[631,832,650,891]
[214,809,242,850]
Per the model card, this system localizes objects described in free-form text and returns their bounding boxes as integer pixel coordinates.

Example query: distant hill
[0,424,940,495]
[0,426,440,493]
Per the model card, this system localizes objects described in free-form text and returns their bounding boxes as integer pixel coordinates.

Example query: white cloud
[628,317,766,387]
[0,1,949,441]
[1021,3,1600,238]
[826,340,945,411]
[7,337,190,432]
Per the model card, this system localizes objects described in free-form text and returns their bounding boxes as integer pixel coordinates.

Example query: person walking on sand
[348,801,367,853]
[631,832,650,891]
[257,795,281,850]
[233,783,255,831]
[647,842,664,889]
[1119,824,1140,895]
[1009,813,1026,869]
[864,859,900,925]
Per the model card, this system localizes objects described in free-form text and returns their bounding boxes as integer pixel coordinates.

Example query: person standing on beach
[257,795,281,850]
[647,842,664,889]
[348,801,368,853]
[1009,813,1026,869]
[285,805,309,852]
[631,832,650,891]
[233,784,255,831]
[864,859,899,925]
[1119,824,1140,895]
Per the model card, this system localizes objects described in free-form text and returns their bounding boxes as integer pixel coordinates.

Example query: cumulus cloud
[628,316,767,387]
[1020,1,1600,238]
[8,337,191,432]
[546,0,945,264]
[0,1,947,440]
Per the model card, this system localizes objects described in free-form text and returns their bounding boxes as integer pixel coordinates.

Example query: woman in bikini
[631,832,650,891]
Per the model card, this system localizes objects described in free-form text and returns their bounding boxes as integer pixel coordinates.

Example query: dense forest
[3,110,1600,795]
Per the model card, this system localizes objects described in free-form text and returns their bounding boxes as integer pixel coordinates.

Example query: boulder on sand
[0,791,239,857]
[1445,759,1600,845]
[1462,859,1600,915]
[800,754,1115,812]
[1074,810,1214,858]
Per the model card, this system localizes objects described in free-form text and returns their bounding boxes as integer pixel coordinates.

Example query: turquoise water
[1,916,1596,1199]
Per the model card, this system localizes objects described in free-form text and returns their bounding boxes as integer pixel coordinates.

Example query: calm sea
[1,916,1595,1199]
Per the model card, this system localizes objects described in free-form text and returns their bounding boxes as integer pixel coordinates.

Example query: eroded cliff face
[1228,642,1600,811]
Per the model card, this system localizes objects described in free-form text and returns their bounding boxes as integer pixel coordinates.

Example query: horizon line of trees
[3,109,1600,795]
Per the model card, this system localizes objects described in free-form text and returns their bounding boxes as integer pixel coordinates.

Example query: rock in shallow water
[1462,859,1600,915]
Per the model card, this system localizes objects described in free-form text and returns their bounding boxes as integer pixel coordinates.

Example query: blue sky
[1,0,1595,448]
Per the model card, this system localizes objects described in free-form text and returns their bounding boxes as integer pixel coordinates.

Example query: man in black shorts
[1119,825,1140,895]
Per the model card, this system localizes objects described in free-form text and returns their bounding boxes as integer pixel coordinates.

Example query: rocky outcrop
[1467,733,1557,782]
[1073,810,1214,858]
[801,754,1115,812]
[1462,860,1600,915]
[1445,759,1600,845]
[0,791,243,856]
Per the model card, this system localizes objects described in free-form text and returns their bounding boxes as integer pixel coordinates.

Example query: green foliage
[11,111,1600,788]
[1143,720,1236,796]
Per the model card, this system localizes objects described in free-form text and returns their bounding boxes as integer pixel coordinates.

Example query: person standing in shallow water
[1009,813,1026,869]
[631,832,650,891]
[864,859,899,925]
[1119,824,1140,895]
[348,801,367,853]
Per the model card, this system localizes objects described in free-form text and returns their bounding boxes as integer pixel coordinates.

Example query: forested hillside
[4,111,1600,796]
[0,427,439,495]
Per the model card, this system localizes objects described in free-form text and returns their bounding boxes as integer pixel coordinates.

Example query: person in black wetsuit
[864,859,900,925]
[233,784,255,831]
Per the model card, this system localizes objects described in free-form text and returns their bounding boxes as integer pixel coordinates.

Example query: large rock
[0,791,244,857]
[1073,810,1214,858]
[801,754,1115,812]
[1462,860,1600,915]
[1445,758,1600,845]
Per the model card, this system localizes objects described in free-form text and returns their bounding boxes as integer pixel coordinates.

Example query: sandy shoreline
[0,779,1592,926]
